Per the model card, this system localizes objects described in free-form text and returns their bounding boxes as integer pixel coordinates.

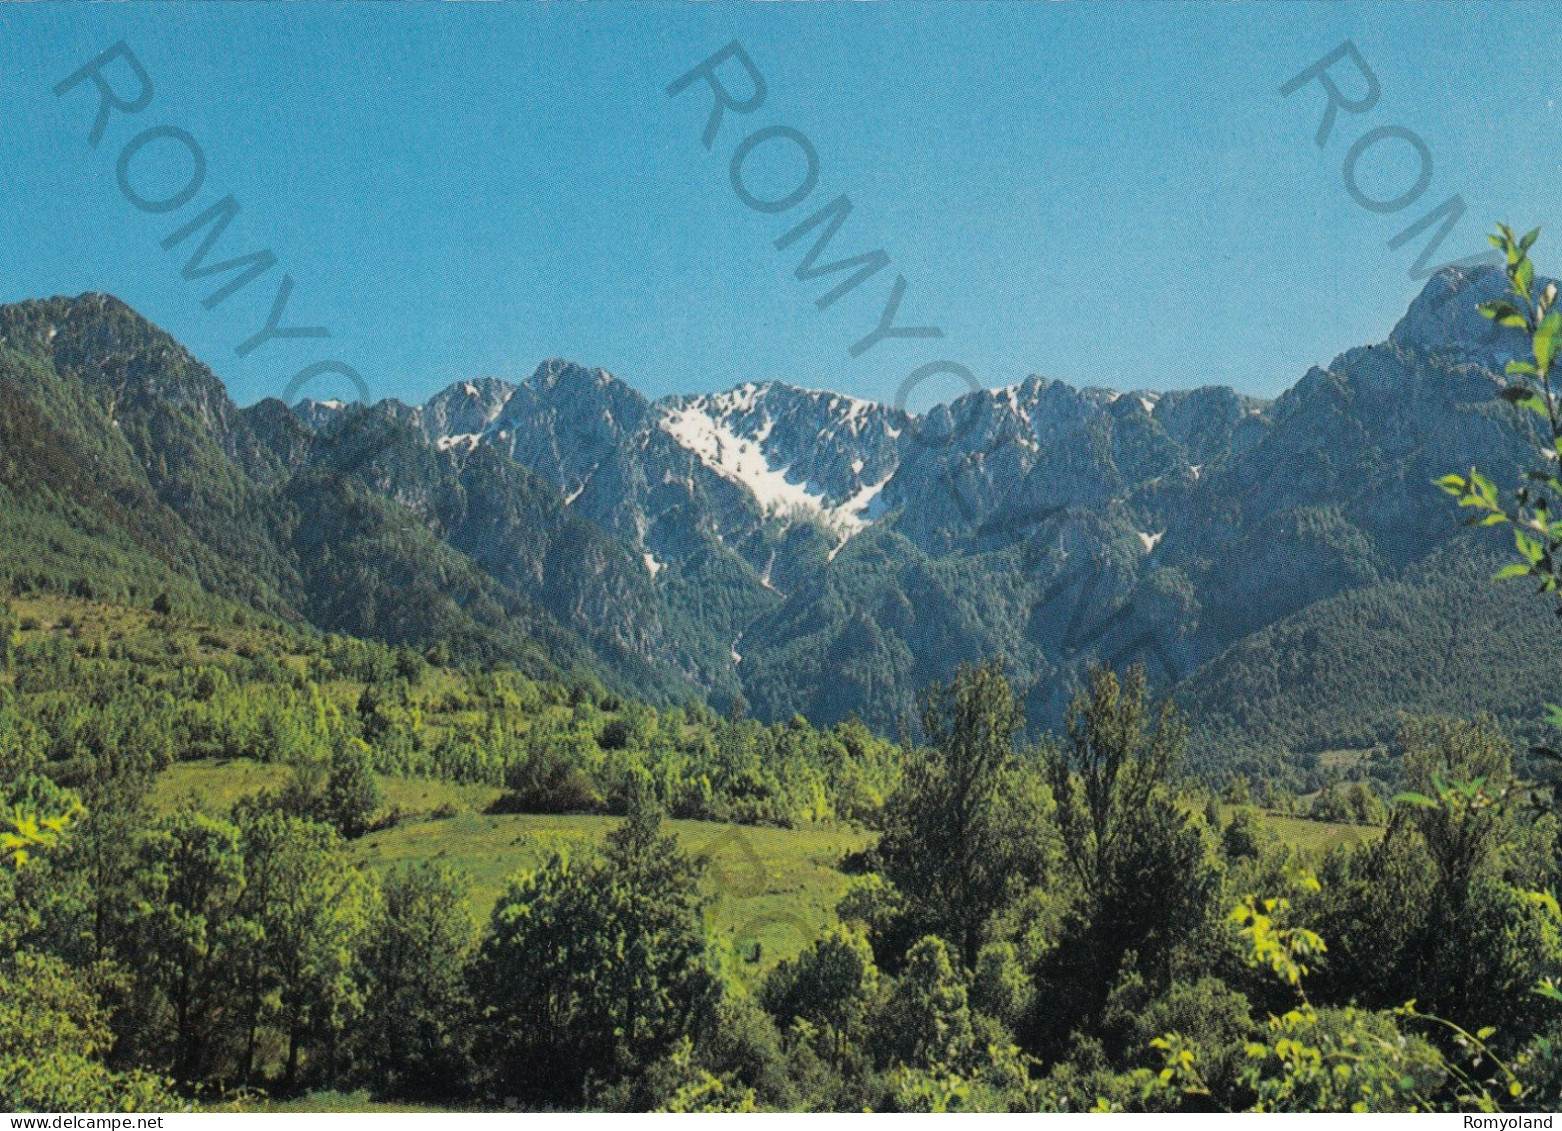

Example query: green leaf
[1522,227,1542,252]
[1500,390,1553,418]
[1493,563,1531,580]
[1537,311,1562,371]
[1393,792,1438,809]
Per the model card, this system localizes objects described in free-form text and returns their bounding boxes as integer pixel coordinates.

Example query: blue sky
[2,1,1559,410]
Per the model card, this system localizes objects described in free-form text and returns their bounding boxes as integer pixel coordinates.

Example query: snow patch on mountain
[835,474,891,526]
[655,385,895,537]
[659,402,830,518]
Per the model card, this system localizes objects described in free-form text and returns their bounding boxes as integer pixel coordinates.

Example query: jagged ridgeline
[0,267,1554,775]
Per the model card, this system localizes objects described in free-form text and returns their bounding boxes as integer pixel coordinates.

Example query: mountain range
[0,265,1555,780]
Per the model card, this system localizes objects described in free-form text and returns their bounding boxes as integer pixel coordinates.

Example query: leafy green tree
[130,808,246,1083]
[0,602,15,672]
[0,778,87,959]
[1127,977,1254,1111]
[874,935,975,1071]
[324,738,383,838]
[1308,780,1386,825]
[1237,1005,1447,1112]
[1431,880,1562,1053]
[1222,775,1251,806]
[875,660,1040,968]
[356,861,476,1099]
[1220,809,1271,861]
[1,796,75,870]
[1037,667,1221,1045]
[501,729,603,814]
[1046,665,1184,907]
[645,1039,760,1112]
[49,711,162,962]
[1307,820,1438,1011]
[1395,716,1516,907]
[1140,877,1453,1113]
[235,809,373,1090]
[602,993,796,1113]
[970,941,1033,1037]
[0,951,177,1113]
[0,805,174,1111]
[471,797,719,1106]
[1314,718,1559,1049]
[760,926,880,1068]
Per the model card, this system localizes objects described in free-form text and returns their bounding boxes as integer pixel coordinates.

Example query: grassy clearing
[152,758,290,812]
[1217,802,1381,854]
[151,757,868,979]
[151,759,1375,979]
[9,594,311,668]
[357,811,866,979]
[1257,810,1379,854]
[152,759,505,819]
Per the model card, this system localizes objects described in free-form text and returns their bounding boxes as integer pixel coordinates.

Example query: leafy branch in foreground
[1136,864,1547,1113]
[1437,224,1562,788]
[1438,224,1562,606]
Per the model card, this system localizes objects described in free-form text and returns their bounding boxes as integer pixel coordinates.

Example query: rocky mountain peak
[421,376,518,447]
[525,358,642,402]
[1388,264,1530,370]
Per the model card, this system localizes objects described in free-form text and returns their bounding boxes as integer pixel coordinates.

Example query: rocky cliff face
[388,264,1538,732]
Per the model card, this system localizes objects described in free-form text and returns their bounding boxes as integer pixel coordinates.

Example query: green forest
[4,229,1562,1113]
[1,592,1559,1113]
